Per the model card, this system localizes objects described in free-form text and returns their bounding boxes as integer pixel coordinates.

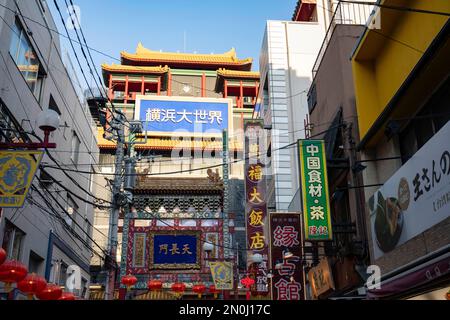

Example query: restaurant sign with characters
[244,119,269,296]
[269,213,305,300]
[149,230,201,269]
[298,140,333,241]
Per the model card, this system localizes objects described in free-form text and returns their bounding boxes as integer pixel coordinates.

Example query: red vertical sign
[244,120,269,296]
[270,213,305,300]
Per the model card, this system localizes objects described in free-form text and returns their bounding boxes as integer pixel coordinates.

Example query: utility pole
[105,111,126,300]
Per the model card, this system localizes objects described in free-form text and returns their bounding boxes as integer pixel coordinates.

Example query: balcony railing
[312,1,374,79]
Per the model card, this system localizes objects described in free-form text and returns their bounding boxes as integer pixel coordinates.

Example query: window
[66,195,79,227]
[399,78,450,163]
[9,19,44,99]
[71,131,81,166]
[1,220,25,261]
[48,95,61,115]
[59,262,68,287]
[28,251,44,275]
[81,278,88,298]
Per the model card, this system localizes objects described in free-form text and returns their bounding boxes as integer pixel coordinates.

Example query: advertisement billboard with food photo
[369,121,450,259]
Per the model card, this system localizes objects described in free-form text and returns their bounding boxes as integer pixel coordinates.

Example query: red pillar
[124,75,129,104]
[141,76,145,95]
[239,80,244,108]
[202,73,206,97]
[108,74,113,100]
[157,76,161,96]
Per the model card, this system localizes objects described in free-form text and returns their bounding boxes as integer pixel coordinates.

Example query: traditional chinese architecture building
[88,44,260,299]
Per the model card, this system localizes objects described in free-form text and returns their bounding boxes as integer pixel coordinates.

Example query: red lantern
[240,276,255,300]
[0,248,6,265]
[171,282,186,294]
[192,284,206,299]
[58,292,76,300]
[121,275,137,289]
[36,284,63,300]
[17,273,47,300]
[147,279,163,291]
[209,284,220,299]
[0,260,28,291]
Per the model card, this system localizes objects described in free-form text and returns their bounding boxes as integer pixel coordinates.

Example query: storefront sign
[298,140,333,241]
[135,96,232,134]
[269,213,304,300]
[209,261,234,290]
[369,121,450,259]
[149,231,201,269]
[0,150,43,208]
[244,120,269,295]
[308,258,335,299]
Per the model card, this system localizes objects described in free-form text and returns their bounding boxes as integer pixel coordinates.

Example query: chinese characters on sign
[146,108,223,125]
[136,97,231,134]
[244,120,269,295]
[369,121,450,259]
[150,232,200,269]
[298,140,333,241]
[308,258,335,299]
[269,213,304,300]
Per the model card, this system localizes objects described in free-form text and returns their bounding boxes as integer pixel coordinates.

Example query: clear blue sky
[49,0,298,89]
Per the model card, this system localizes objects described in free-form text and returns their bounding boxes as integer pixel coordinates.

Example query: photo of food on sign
[370,190,404,253]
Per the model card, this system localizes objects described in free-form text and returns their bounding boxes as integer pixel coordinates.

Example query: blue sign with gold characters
[149,231,201,269]
[0,150,43,208]
[135,96,232,134]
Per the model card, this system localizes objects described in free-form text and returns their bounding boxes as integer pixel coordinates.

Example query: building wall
[0,0,99,295]
[259,19,326,212]
[352,0,450,276]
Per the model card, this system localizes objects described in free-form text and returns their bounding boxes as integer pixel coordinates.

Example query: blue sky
[49,0,298,89]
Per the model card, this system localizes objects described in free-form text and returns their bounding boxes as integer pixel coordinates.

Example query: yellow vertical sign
[0,150,44,208]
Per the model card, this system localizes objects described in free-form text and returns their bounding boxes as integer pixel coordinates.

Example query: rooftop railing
[312,1,374,79]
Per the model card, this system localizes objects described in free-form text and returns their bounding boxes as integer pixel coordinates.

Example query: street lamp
[251,253,263,264]
[0,109,60,149]
[203,242,214,260]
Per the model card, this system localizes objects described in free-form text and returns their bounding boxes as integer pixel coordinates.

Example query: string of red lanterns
[171,282,186,294]
[0,260,28,292]
[58,292,76,300]
[17,273,47,300]
[147,279,163,291]
[36,284,63,300]
[209,284,220,299]
[192,283,206,299]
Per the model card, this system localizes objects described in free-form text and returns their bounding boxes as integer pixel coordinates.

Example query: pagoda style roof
[120,43,253,71]
[216,68,260,79]
[101,63,169,83]
[135,177,223,193]
[101,63,169,74]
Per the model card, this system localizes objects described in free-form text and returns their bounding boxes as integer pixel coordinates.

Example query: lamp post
[0,109,60,150]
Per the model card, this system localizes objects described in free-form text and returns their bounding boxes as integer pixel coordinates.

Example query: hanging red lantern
[171,282,186,294]
[121,275,138,289]
[240,276,255,300]
[58,292,76,300]
[209,284,220,299]
[0,248,6,265]
[147,279,163,291]
[0,260,28,291]
[36,283,63,300]
[192,284,206,299]
[17,273,47,300]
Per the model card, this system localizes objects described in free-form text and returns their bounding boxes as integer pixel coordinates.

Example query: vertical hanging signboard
[244,120,269,296]
[298,140,333,241]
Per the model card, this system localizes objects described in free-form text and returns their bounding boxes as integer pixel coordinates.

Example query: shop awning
[367,248,450,299]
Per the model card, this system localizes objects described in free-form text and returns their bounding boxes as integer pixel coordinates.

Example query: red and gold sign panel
[244,120,269,295]
[270,213,305,300]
